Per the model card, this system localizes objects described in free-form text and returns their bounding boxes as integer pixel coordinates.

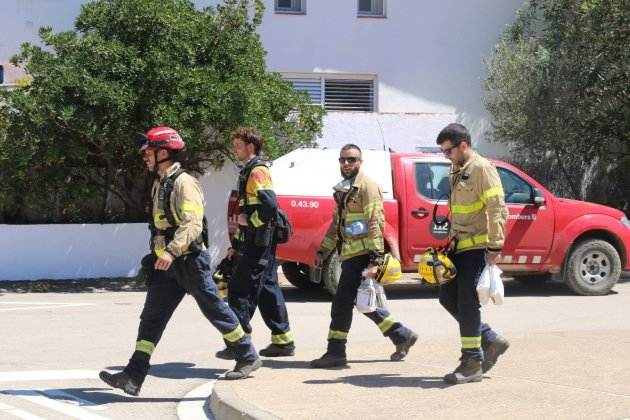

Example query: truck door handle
[411,208,429,218]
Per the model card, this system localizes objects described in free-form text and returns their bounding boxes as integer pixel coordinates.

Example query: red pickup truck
[231,149,630,296]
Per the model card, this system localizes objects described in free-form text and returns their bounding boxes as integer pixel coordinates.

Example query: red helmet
[138,126,185,151]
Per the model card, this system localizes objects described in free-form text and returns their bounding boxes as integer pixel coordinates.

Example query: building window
[275,0,305,14]
[0,65,4,85]
[283,75,376,112]
[358,0,385,17]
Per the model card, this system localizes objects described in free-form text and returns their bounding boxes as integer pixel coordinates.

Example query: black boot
[482,335,510,373]
[223,358,263,380]
[443,358,483,385]
[215,347,235,360]
[259,343,295,357]
[310,352,347,369]
[99,371,142,396]
[390,332,418,361]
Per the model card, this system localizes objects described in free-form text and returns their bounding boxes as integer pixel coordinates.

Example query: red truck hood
[555,198,624,219]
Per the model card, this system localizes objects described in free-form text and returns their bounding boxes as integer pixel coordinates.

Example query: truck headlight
[622,216,630,229]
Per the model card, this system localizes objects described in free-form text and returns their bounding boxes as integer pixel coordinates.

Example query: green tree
[0,0,323,223]
[484,0,630,211]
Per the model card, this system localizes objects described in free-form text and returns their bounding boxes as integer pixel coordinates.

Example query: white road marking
[0,302,93,312]
[41,389,106,411]
[4,390,110,420]
[177,375,226,420]
[0,401,46,420]
[0,371,98,382]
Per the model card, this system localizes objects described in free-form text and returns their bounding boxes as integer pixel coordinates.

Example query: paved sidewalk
[210,329,630,419]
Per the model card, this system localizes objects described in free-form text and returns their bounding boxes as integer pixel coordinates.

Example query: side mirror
[532,188,545,206]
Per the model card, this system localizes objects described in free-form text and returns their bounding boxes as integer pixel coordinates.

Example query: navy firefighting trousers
[125,251,257,383]
[229,231,293,347]
[327,254,414,355]
[438,249,499,361]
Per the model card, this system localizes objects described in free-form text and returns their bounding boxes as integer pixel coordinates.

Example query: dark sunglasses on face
[338,157,359,164]
[441,144,459,156]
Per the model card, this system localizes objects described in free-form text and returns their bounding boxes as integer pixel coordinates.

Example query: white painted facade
[0,0,524,280]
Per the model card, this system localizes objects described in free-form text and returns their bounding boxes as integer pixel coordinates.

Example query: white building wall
[0,0,523,279]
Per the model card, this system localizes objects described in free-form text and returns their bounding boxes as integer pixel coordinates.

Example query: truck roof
[271,148,394,199]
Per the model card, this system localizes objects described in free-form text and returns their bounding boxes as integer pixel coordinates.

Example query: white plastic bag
[477,265,504,305]
[355,277,377,313]
[489,265,504,305]
[375,282,388,309]
[477,266,491,305]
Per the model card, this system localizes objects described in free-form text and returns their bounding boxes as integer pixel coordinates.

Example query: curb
[209,379,281,420]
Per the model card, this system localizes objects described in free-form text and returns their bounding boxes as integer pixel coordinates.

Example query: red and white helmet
[138,126,185,151]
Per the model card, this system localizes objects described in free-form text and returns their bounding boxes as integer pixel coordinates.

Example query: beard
[340,167,359,180]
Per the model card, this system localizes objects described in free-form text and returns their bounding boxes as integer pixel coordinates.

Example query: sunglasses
[441,144,459,156]
[338,157,360,164]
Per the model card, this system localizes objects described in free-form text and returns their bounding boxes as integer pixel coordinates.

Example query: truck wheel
[323,251,342,296]
[281,262,320,290]
[563,239,621,296]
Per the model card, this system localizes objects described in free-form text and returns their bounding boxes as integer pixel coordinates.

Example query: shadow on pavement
[106,362,224,380]
[3,387,192,404]
[304,374,450,389]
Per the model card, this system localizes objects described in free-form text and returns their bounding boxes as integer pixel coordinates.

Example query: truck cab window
[497,167,533,204]
[415,163,450,200]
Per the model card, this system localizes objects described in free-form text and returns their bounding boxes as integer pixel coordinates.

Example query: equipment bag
[274,208,293,244]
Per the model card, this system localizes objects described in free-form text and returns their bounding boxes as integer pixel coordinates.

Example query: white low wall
[0,163,239,281]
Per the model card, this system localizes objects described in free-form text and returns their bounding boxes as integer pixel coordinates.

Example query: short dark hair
[436,123,471,146]
[340,143,362,157]
[231,127,263,155]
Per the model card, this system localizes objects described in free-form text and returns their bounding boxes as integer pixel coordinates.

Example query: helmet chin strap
[152,149,173,173]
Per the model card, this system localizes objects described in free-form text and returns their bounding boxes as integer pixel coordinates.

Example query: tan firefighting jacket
[151,162,206,257]
[448,151,508,253]
[319,170,385,261]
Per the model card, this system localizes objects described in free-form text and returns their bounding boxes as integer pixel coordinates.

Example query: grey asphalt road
[1,274,629,419]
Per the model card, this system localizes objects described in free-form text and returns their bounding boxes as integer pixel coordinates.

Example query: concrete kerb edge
[209,379,282,420]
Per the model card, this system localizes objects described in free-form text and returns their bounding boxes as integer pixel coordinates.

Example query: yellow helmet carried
[376,253,402,285]
[418,248,456,285]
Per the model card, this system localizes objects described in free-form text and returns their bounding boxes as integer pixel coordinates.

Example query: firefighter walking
[99,127,261,396]
[436,123,510,384]
[311,144,418,368]
[215,128,295,359]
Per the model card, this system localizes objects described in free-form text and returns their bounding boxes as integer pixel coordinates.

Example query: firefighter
[436,123,510,384]
[99,127,261,396]
[310,144,418,368]
[215,128,295,359]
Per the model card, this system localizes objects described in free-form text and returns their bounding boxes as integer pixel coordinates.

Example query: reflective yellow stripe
[154,247,165,257]
[451,200,484,214]
[180,202,203,215]
[239,197,262,206]
[223,325,245,343]
[480,187,504,203]
[461,336,481,349]
[363,201,383,214]
[457,234,488,250]
[250,210,264,227]
[234,227,244,242]
[378,315,396,333]
[341,238,383,257]
[364,238,384,251]
[135,340,155,355]
[271,331,294,345]
[346,212,366,222]
[321,236,337,251]
[153,211,166,225]
[328,330,348,340]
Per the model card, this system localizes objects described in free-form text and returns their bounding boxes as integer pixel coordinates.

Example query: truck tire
[323,251,342,296]
[281,262,320,290]
[563,239,621,296]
